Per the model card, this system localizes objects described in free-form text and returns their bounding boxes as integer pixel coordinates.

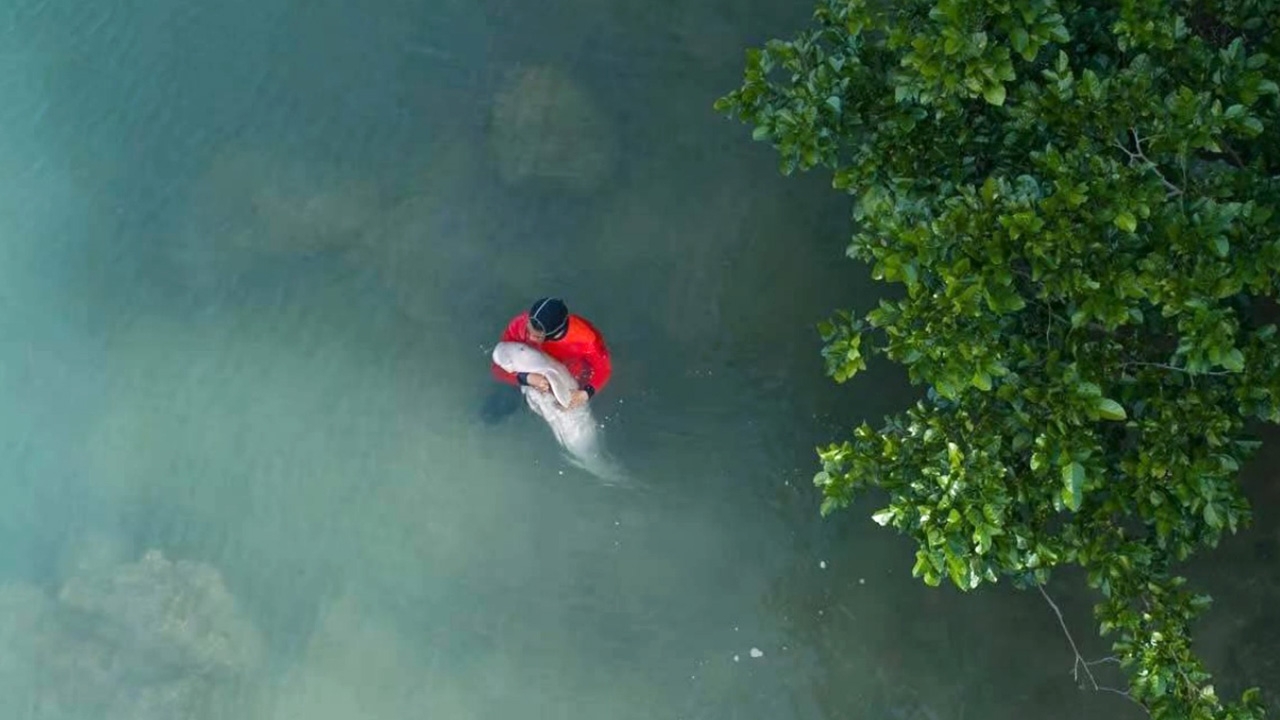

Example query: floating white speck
[819,560,827,569]
[859,578,866,585]
[750,648,764,658]
[733,654,740,662]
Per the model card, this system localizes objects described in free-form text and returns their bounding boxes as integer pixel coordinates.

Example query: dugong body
[492,342,579,409]
[491,342,627,484]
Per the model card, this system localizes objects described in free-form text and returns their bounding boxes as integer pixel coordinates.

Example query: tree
[715,1,1280,717]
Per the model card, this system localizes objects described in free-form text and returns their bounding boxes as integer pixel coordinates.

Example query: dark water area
[0,0,1275,717]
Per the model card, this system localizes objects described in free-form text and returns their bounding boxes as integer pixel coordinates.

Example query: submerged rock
[58,549,266,675]
[191,149,382,257]
[489,65,615,193]
[0,549,266,720]
[174,148,384,292]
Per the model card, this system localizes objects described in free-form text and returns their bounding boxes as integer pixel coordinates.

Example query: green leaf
[912,550,928,577]
[972,371,992,391]
[1002,293,1026,312]
[983,83,1007,106]
[1061,462,1085,511]
[1114,211,1137,233]
[1096,397,1127,421]
[1222,348,1244,372]
[820,496,843,516]
[871,508,895,526]
[1009,27,1029,55]
[1203,502,1221,529]
[751,125,770,141]
[826,96,842,113]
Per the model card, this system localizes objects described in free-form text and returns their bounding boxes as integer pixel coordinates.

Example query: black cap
[529,297,569,339]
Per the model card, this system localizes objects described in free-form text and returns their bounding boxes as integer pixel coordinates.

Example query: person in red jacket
[482,297,612,423]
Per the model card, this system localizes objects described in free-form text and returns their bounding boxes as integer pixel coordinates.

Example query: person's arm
[575,328,612,398]
[491,314,530,386]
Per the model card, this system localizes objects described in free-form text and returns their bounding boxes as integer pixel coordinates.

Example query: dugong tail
[568,455,631,487]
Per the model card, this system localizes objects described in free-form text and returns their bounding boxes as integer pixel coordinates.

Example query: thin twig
[1097,685,1139,701]
[1217,138,1247,169]
[1085,656,1122,667]
[1122,361,1233,376]
[1114,129,1184,198]
[1037,584,1151,715]
[1037,584,1100,689]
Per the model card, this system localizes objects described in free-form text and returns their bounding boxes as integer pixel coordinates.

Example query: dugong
[491,341,627,485]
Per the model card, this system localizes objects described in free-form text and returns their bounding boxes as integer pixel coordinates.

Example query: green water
[0,0,1275,717]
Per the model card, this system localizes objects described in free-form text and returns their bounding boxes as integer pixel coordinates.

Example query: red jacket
[491,312,613,395]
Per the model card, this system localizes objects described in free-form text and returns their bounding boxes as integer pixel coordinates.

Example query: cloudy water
[2,0,1276,718]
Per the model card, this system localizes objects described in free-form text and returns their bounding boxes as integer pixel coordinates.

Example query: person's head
[526,297,569,343]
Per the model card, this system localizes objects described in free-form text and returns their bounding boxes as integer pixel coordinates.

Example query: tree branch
[1122,361,1233,376]
[1037,584,1101,688]
[1217,138,1247,169]
[1085,656,1122,667]
[1114,128,1184,198]
[1037,584,1149,714]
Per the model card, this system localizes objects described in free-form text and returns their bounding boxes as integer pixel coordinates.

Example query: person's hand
[525,373,551,392]
[567,389,589,409]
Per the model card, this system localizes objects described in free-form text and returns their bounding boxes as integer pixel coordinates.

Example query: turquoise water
[0,0,1274,717]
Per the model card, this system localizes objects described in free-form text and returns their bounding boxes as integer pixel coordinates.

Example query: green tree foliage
[716,1,1279,717]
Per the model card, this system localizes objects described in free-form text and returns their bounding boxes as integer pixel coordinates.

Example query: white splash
[491,342,628,485]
